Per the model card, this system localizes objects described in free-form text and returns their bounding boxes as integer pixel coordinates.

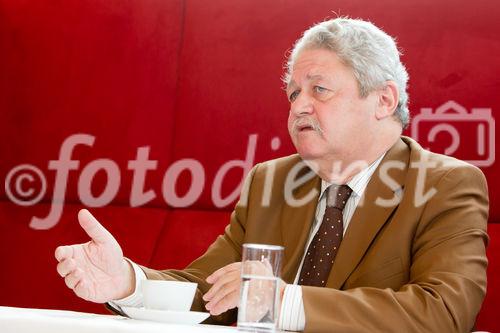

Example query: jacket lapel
[280,164,321,283]
[327,138,410,289]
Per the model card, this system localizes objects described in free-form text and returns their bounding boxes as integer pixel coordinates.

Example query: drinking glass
[237,243,284,331]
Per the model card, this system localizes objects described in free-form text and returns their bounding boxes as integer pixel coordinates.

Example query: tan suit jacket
[141,136,489,332]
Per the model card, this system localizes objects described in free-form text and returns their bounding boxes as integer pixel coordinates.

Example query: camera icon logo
[411,100,495,167]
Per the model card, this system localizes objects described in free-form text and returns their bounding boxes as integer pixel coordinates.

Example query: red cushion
[0,201,167,313]
[149,209,231,269]
[0,0,183,206]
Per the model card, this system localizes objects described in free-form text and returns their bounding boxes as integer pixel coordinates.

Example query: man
[55,18,489,332]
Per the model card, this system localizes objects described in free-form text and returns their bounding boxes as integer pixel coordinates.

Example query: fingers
[204,278,240,310]
[204,263,242,315]
[56,254,88,299]
[262,258,273,274]
[64,268,83,289]
[204,272,237,301]
[55,246,92,299]
[208,290,239,316]
[204,262,241,300]
[73,278,90,301]
[56,258,76,277]
[206,262,240,284]
[78,209,114,245]
[55,245,74,262]
[245,260,273,277]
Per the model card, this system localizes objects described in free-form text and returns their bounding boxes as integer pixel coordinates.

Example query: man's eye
[313,86,327,93]
[289,90,300,102]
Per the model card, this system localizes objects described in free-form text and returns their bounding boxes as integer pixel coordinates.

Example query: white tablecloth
[0,306,239,333]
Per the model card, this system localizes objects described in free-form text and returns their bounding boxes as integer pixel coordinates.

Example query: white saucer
[122,307,210,325]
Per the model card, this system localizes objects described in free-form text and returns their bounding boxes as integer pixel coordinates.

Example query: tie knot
[326,184,352,210]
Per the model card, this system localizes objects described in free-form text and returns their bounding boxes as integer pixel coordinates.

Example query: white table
[0,306,239,333]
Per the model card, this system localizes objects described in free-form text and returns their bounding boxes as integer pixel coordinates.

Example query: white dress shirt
[112,154,385,331]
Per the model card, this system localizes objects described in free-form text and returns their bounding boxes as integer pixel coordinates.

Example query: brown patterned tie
[298,184,353,287]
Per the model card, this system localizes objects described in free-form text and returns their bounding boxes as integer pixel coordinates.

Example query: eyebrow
[287,74,326,92]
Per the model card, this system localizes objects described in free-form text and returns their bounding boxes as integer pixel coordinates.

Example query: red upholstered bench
[0,1,498,332]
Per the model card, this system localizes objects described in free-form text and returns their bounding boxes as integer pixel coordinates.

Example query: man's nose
[290,93,314,116]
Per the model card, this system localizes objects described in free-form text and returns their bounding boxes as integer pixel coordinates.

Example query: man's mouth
[292,118,322,136]
[298,125,314,132]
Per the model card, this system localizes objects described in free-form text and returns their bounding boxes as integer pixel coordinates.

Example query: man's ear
[375,81,399,120]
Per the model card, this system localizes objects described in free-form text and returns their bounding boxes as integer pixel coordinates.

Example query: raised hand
[54,209,135,303]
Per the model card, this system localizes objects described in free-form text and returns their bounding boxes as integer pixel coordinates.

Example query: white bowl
[141,280,197,312]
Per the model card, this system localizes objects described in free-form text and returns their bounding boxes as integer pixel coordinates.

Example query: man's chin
[292,137,326,160]
[295,147,322,162]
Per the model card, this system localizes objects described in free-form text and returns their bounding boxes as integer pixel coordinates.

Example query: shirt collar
[319,153,386,200]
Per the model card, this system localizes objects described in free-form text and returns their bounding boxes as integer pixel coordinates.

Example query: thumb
[78,209,114,245]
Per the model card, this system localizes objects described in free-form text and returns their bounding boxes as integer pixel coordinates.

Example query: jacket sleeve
[138,163,261,325]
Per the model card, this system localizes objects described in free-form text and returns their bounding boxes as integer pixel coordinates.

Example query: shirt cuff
[278,284,305,331]
[110,258,146,308]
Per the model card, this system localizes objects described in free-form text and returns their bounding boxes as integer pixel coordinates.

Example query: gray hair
[284,18,410,128]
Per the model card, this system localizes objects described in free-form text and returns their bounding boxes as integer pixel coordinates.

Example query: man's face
[286,48,378,163]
